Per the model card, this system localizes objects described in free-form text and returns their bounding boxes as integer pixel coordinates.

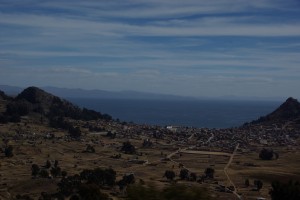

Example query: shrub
[4,145,14,157]
[259,148,274,160]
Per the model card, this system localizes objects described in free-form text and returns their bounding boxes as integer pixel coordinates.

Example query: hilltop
[250,97,300,125]
[0,86,112,126]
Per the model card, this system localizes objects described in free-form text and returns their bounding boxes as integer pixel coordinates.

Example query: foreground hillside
[0,87,299,200]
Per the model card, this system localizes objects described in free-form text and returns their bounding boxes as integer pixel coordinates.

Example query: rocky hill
[250,97,300,125]
[0,87,112,124]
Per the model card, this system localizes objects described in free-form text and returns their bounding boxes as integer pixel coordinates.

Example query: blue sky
[0,0,300,99]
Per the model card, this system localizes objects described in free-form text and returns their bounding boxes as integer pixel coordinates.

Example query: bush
[164,170,175,181]
[204,167,215,179]
[179,169,189,180]
[39,169,49,178]
[4,145,13,157]
[69,126,81,138]
[31,164,40,177]
[121,141,136,154]
[78,183,109,200]
[270,180,300,200]
[259,148,274,160]
[127,183,212,200]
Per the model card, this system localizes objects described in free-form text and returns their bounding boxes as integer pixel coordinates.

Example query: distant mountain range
[0,85,195,100]
[0,85,286,101]
[1,86,300,127]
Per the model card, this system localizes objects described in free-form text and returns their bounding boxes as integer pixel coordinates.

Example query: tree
[164,170,175,181]
[269,180,300,200]
[254,180,263,191]
[259,148,274,160]
[121,141,136,154]
[190,173,197,181]
[80,168,116,187]
[39,169,50,178]
[179,169,189,180]
[204,167,215,179]
[117,173,136,191]
[245,179,250,187]
[4,145,13,157]
[85,144,95,153]
[77,183,109,200]
[69,126,81,138]
[58,174,82,196]
[122,173,135,185]
[61,171,68,178]
[51,166,62,177]
[45,160,51,169]
[54,160,59,168]
[31,164,40,177]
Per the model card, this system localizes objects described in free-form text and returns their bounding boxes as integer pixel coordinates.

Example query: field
[1,120,299,200]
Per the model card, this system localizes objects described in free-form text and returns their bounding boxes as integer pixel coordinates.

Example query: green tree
[204,167,215,179]
[31,164,40,177]
[190,172,197,181]
[61,171,68,178]
[164,170,176,181]
[127,184,212,200]
[179,169,189,180]
[69,126,81,138]
[259,148,274,160]
[78,183,109,200]
[121,141,136,154]
[45,160,51,169]
[269,180,300,200]
[39,169,49,178]
[51,166,62,177]
[4,145,14,157]
[245,178,250,187]
[254,180,263,191]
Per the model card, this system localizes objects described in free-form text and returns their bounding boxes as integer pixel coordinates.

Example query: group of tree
[117,173,136,191]
[58,167,116,199]
[83,144,95,153]
[142,139,153,148]
[126,183,213,200]
[164,167,214,182]
[259,148,279,160]
[49,116,82,138]
[269,180,300,200]
[179,169,197,181]
[0,100,30,123]
[254,180,263,191]
[204,167,215,179]
[244,178,263,191]
[4,145,14,157]
[121,141,136,154]
[31,160,65,178]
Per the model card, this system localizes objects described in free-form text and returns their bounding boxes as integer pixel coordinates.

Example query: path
[224,143,241,199]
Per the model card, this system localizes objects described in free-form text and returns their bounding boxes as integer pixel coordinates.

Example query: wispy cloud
[0,0,299,98]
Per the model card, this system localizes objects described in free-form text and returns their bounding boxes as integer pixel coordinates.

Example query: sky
[0,0,300,99]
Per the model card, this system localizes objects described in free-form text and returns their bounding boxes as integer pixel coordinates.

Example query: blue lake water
[68,98,281,128]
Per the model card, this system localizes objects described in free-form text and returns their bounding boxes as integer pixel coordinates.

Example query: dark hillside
[251,97,300,124]
[1,87,112,125]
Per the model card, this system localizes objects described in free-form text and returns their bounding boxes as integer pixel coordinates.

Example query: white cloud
[0,0,300,98]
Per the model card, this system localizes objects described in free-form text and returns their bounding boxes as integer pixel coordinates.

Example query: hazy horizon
[1,1,300,99]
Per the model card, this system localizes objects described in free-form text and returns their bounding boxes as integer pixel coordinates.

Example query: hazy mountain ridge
[0,85,196,100]
[1,86,299,127]
[0,85,286,101]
